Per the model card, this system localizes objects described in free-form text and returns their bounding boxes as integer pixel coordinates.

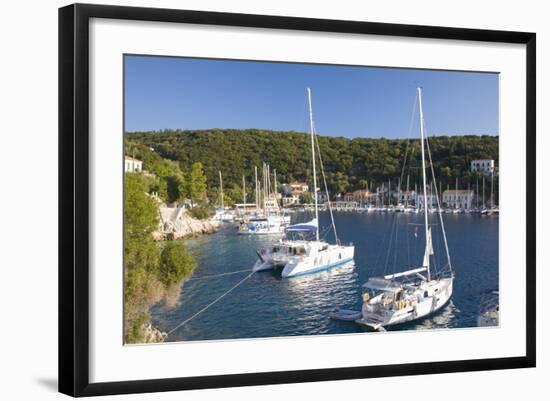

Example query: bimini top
[362,277,402,293]
[286,218,318,233]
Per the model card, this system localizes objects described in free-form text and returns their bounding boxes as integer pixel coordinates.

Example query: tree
[188,162,207,206]
[166,173,186,204]
[301,192,314,204]
[159,242,196,285]
[124,174,159,242]
[125,129,499,203]
[124,174,161,343]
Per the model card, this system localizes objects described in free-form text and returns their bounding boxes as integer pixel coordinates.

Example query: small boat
[355,88,454,331]
[239,215,290,235]
[478,289,499,327]
[330,308,362,321]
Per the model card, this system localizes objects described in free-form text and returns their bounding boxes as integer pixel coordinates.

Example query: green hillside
[125,128,498,201]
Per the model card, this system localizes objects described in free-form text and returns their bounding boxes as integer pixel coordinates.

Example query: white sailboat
[212,171,236,222]
[253,88,355,278]
[356,87,454,331]
[238,163,290,235]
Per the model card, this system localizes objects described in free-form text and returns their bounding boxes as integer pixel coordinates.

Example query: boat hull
[281,245,355,278]
[358,278,453,329]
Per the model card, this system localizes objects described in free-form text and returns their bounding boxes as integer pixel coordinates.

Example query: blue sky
[124,55,499,139]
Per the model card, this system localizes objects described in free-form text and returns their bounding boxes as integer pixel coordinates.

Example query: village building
[289,181,309,194]
[282,194,301,207]
[398,190,417,204]
[442,189,474,209]
[471,159,495,175]
[124,155,143,173]
[343,192,354,202]
[416,193,439,208]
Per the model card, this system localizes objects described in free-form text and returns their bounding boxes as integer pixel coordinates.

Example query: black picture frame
[59,3,536,397]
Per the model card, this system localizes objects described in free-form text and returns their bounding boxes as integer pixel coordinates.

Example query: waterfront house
[343,192,354,202]
[471,159,495,175]
[442,189,474,209]
[416,192,439,208]
[289,181,309,195]
[398,190,417,204]
[282,194,300,207]
[124,156,143,173]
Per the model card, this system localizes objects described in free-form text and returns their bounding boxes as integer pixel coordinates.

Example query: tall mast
[455,175,458,209]
[388,179,391,206]
[490,169,494,209]
[476,176,479,208]
[482,175,486,208]
[266,164,271,213]
[219,170,224,209]
[262,163,267,217]
[405,174,410,207]
[273,169,277,197]
[307,88,320,241]
[242,175,246,205]
[417,87,431,279]
[255,166,259,213]
[273,168,278,210]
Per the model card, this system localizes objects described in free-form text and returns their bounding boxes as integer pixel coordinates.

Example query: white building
[471,159,495,175]
[289,181,309,194]
[416,193,438,208]
[443,189,474,209]
[282,195,300,207]
[398,190,417,204]
[124,156,143,173]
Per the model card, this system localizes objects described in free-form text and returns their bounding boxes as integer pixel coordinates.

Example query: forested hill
[125,129,498,195]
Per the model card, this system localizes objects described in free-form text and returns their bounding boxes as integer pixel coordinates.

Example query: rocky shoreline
[142,323,167,343]
[154,205,221,240]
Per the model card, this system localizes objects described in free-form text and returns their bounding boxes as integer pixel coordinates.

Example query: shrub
[159,241,196,285]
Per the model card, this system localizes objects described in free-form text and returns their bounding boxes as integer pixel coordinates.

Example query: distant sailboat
[238,163,290,234]
[355,87,454,330]
[253,88,355,278]
[213,171,236,222]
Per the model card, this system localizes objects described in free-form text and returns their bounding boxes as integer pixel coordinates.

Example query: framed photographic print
[58,3,536,397]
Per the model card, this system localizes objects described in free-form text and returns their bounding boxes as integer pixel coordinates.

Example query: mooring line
[187,268,252,281]
[166,271,255,337]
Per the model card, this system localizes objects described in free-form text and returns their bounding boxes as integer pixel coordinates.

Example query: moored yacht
[252,88,355,278]
[355,87,454,331]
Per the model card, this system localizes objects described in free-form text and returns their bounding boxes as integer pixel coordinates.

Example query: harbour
[151,210,498,341]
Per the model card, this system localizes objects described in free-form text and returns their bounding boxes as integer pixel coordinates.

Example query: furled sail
[422,227,434,268]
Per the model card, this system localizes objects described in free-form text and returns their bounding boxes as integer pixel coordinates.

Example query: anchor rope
[166,271,255,337]
[187,268,252,281]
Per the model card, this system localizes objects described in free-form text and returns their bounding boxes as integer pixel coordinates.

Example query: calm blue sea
[151,211,499,341]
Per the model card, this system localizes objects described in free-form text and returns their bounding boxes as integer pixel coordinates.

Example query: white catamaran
[356,87,454,331]
[252,88,355,278]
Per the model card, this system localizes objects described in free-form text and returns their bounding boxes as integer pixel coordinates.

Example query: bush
[159,241,196,285]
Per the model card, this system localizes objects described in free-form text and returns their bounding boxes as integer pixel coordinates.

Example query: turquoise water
[151,211,499,341]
